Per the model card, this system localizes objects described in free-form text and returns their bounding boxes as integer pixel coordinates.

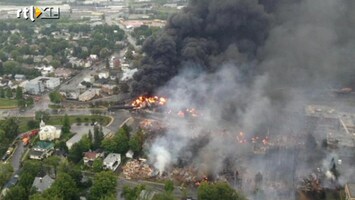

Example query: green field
[16,115,112,133]
[0,98,17,109]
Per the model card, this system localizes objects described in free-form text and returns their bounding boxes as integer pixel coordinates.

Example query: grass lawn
[16,115,111,133]
[0,98,17,109]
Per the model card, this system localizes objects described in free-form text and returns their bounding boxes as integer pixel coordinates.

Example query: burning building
[126,0,355,199]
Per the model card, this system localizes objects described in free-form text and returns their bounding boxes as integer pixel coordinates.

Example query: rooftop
[84,152,99,160]
[104,153,121,164]
[32,175,55,192]
[34,141,54,150]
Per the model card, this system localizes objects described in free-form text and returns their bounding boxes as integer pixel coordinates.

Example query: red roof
[84,152,98,160]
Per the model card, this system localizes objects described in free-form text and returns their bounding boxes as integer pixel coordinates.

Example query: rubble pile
[139,119,166,133]
[122,160,153,179]
[169,167,200,184]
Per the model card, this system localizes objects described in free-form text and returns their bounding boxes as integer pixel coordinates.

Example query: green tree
[124,50,133,60]
[47,172,78,200]
[101,126,129,154]
[105,58,110,69]
[43,156,61,172]
[93,126,104,149]
[50,59,61,68]
[62,114,71,134]
[197,182,247,200]
[92,159,103,172]
[35,111,50,123]
[164,180,174,193]
[0,88,5,98]
[15,86,23,100]
[1,117,19,139]
[129,130,144,155]
[49,91,62,104]
[89,171,117,200]
[88,129,93,143]
[3,185,27,200]
[27,120,38,130]
[68,136,91,163]
[0,50,8,61]
[0,163,13,188]
[57,161,84,188]
[76,117,82,125]
[30,193,63,200]
[99,48,110,59]
[6,88,12,99]
[122,184,145,200]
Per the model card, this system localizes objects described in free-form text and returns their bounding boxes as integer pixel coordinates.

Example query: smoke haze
[132,0,355,199]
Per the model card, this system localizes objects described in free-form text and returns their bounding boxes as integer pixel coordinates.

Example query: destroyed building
[305,105,355,148]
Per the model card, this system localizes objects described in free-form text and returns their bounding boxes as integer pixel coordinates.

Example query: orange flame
[177,108,199,118]
[131,96,167,109]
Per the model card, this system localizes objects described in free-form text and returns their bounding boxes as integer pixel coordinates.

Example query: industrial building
[23,77,60,95]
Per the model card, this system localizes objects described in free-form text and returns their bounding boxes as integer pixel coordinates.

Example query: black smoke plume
[132,0,272,95]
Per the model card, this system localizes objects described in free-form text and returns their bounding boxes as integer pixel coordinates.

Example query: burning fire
[195,176,209,187]
[131,96,167,109]
[236,131,270,145]
[177,108,199,118]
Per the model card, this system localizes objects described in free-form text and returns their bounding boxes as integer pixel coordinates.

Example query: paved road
[116,178,197,199]
[106,110,131,132]
[105,15,141,50]
[10,141,25,172]
[60,68,93,92]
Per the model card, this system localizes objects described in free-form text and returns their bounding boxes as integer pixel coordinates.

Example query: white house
[103,153,121,171]
[40,65,55,76]
[39,120,61,141]
[98,71,110,79]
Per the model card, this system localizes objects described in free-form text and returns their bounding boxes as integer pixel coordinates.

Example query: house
[14,74,26,81]
[345,183,355,200]
[78,89,100,102]
[89,54,98,61]
[40,65,55,76]
[101,84,116,95]
[32,175,55,193]
[39,120,61,141]
[29,141,54,160]
[103,153,121,171]
[83,75,95,83]
[83,151,103,166]
[54,68,73,79]
[98,71,110,79]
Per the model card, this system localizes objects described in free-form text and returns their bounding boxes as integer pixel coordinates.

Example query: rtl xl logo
[17,6,60,22]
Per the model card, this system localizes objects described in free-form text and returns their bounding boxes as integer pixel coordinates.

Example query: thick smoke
[132,0,355,199]
[132,0,272,95]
